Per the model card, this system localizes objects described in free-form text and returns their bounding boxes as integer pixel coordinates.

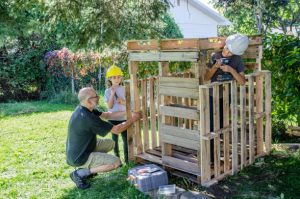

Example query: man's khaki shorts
[80,139,120,169]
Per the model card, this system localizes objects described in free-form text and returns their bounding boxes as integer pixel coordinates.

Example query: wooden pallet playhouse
[124,36,272,186]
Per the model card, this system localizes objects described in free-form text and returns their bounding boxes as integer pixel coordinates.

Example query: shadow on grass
[210,152,300,199]
[0,100,107,118]
[61,166,149,199]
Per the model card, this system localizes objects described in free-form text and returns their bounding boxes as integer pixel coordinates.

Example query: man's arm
[100,111,126,120]
[111,112,141,134]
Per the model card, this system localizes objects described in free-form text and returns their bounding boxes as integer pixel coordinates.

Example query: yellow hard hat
[106,65,124,78]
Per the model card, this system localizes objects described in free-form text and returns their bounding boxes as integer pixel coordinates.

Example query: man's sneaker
[70,170,90,189]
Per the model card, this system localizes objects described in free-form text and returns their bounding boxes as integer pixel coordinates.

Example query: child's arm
[117,98,126,105]
[204,59,221,81]
[220,65,246,85]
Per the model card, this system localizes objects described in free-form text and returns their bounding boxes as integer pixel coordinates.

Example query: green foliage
[0,34,57,102]
[263,33,300,127]
[212,0,299,36]
[44,0,174,50]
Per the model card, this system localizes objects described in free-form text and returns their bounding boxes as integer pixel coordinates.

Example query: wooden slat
[163,156,201,175]
[128,52,199,62]
[256,75,264,155]
[159,86,198,99]
[241,52,259,59]
[159,62,173,158]
[199,87,211,184]
[248,76,255,164]
[213,85,221,177]
[125,82,134,161]
[240,85,246,168]
[127,40,158,51]
[149,77,157,148]
[231,81,238,174]
[223,84,230,173]
[160,39,200,51]
[244,62,258,70]
[160,124,200,141]
[136,153,162,165]
[265,72,272,153]
[160,105,199,120]
[159,77,199,89]
[160,133,199,150]
[142,79,149,151]
[129,61,143,155]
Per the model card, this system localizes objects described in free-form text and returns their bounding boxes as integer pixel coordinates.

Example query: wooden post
[125,82,134,161]
[256,74,264,155]
[200,86,211,184]
[240,85,246,168]
[213,85,220,177]
[142,79,149,151]
[129,61,143,155]
[265,72,272,153]
[149,77,157,148]
[159,62,172,156]
[248,76,255,164]
[231,80,238,174]
[223,83,230,172]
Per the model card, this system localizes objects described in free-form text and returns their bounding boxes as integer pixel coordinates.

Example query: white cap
[225,34,249,55]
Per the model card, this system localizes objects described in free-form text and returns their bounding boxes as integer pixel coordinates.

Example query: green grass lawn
[0,101,148,199]
[1,100,300,199]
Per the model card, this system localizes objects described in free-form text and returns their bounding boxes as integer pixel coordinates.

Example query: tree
[211,0,300,36]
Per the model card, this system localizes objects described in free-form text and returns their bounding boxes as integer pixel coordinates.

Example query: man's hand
[220,65,233,73]
[132,111,142,122]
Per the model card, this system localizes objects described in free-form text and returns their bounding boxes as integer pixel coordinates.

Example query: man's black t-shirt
[66,106,113,166]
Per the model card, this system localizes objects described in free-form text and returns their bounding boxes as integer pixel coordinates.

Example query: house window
[177,0,180,6]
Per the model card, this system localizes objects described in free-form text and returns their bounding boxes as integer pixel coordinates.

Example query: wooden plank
[160,124,200,141]
[149,77,157,148]
[127,40,158,51]
[231,81,238,174]
[160,105,199,120]
[160,39,200,51]
[159,86,198,99]
[160,133,200,150]
[129,61,143,155]
[213,85,221,177]
[142,79,149,151]
[199,87,211,184]
[163,156,201,175]
[241,52,259,59]
[265,72,272,153]
[135,153,162,165]
[244,62,258,70]
[240,85,246,168]
[248,76,255,164]
[159,77,199,89]
[128,52,199,62]
[125,82,134,161]
[223,84,230,172]
[159,62,173,157]
[256,75,264,155]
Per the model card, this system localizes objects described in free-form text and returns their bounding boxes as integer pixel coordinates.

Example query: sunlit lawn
[1,100,300,199]
[0,101,148,199]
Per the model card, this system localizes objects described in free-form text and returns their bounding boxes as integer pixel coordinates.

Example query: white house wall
[169,0,220,38]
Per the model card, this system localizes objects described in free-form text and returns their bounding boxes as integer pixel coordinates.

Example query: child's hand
[214,59,222,68]
[110,86,117,95]
[220,65,232,73]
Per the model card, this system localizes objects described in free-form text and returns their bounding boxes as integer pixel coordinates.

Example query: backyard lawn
[1,100,299,199]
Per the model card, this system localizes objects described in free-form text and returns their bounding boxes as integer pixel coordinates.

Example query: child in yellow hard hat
[104,65,128,163]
